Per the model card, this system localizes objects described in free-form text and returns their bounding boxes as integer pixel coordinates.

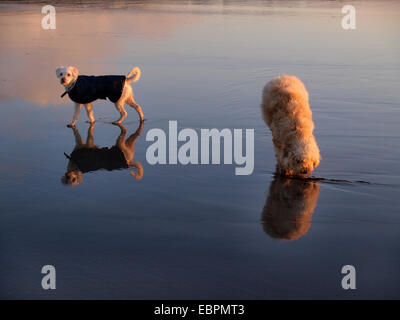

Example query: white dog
[56,66,144,127]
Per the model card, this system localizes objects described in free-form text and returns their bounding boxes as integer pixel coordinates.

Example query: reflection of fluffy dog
[56,66,144,127]
[261,177,319,241]
[62,122,144,186]
[261,75,320,177]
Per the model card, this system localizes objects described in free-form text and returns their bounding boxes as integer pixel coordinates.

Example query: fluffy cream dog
[261,75,320,177]
[56,66,144,127]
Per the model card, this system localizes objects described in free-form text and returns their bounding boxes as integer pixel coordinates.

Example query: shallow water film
[0,0,399,299]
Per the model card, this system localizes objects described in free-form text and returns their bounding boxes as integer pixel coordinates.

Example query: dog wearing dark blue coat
[56,66,144,127]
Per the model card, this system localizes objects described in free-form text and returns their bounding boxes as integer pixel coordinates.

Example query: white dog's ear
[55,67,64,77]
[69,66,79,78]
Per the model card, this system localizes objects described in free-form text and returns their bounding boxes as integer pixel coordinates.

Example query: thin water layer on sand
[0,0,399,299]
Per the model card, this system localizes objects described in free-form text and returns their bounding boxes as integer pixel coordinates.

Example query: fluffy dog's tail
[126,67,141,83]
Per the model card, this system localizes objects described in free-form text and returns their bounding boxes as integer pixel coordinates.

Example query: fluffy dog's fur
[56,66,144,127]
[261,75,320,177]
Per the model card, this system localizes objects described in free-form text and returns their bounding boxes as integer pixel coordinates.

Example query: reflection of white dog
[56,66,144,127]
[62,122,144,186]
[261,75,320,177]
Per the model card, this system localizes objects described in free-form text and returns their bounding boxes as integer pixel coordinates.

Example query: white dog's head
[61,170,83,186]
[56,66,79,86]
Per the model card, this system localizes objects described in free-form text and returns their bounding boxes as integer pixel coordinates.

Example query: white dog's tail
[129,161,143,180]
[126,67,141,83]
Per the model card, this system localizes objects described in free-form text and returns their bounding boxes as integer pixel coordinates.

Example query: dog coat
[62,75,126,104]
[66,147,129,173]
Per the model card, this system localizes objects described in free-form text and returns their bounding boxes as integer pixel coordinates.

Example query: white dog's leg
[127,97,144,122]
[68,103,81,127]
[85,103,95,123]
[112,102,127,124]
[86,123,95,148]
[71,126,84,147]
[115,124,128,150]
